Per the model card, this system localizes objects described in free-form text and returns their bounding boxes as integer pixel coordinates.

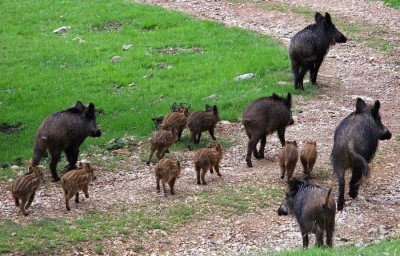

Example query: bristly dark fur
[331,98,391,211]
[32,101,101,182]
[242,93,294,168]
[278,178,336,248]
[289,12,347,90]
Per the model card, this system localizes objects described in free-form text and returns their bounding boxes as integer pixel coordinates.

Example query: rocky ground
[1,0,399,255]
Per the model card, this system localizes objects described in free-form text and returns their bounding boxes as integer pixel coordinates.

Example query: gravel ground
[1,0,399,255]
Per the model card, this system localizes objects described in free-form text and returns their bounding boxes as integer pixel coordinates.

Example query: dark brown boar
[32,101,101,182]
[300,140,317,177]
[278,179,336,248]
[154,158,181,196]
[146,126,178,165]
[279,140,298,182]
[193,142,223,185]
[242,93,294,167]
[161,107,189,140]
[187,105,220,150]
[289,12,347,90]
[11,166,45,216]
[61,162,95,211]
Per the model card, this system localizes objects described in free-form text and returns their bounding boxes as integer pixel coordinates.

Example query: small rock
[112,56,122,62]
[10,165,19,171]
[203,93,217,100]
[122,44,133,50]
[53,25,71,33]
[234,73,255,81]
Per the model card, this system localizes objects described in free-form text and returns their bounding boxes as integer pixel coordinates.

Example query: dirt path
[1,0,399,255]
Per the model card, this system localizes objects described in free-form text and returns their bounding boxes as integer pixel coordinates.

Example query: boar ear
[293,141,297,147]
[286,93,292,109]
[315,12,324,23]
[372,100,380,117]
[85,163,91,170]
[176,160,180,169]
[213,105,218,114]
[86,103,96,118]
[325,12,332,24]
[75,101,85,111]
[356,98,366,113]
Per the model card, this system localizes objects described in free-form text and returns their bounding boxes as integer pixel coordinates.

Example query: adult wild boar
[32,102,102,182]
[331,98,391,211]
[242,93,294,167]
[278,178,336,248]
[289,12,347,90]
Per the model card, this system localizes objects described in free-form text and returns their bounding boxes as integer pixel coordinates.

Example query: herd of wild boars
[8,11,393,249]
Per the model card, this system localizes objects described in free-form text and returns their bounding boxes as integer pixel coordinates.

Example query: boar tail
[348,141,370,182]
[323,187,332,210]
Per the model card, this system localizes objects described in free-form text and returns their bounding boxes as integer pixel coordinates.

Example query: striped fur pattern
[193,143,223,185]
[11,166,45,216]
[61,162,95,211]
[300,140,317,177]
[146,126,178,165]
[279,140,298,182]
[161,108,189,141]
[154,158,181,196]
[187,105,220,150]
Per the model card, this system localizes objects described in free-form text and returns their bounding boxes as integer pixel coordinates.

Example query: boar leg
[310,60,322,84]
[64,146,79,172]
[156,177,161,193]
[169,178,176,195]
[208,128,217,141]
[298,66,308,90]
[49,150,62,182]
[349,167,363,199]
[201,168,207,185]
[83,185,89,198]
[65,194,72,211]
[146,148,156,165]
[336,170,346,211]
[195,133,201,144]
[188,132,197,150]
[246,136,260,167]
[214,164,222,177]
[13,194,20,207]
[300,157,308,175]
[277,128,286,147]
[162,181,167,196]
[20,198,29,216]
[257,133,267,159]
[26,191,36,208]
[326,220,335,248]
[195,166,201,185]
[75,192,80,203]
[301,229,309,248]
[291,63,301,90]
[315,227,324,247]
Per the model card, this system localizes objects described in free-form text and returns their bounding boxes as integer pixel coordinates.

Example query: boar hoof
[24,212,30,216]
[280,175,284,179]
[66,207,71,211]
[52,176,61,182]
[197,181,201,185]
[202,182,207,185]
[146,161,151,165]
[246,159,253,168]
[348,190,358,199]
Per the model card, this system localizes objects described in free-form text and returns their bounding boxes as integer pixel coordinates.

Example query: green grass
[275,238,400,255]
[382,0,400,8]
[0,0,295,166]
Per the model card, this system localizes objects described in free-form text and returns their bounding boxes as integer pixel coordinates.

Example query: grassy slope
[0,0,294,165]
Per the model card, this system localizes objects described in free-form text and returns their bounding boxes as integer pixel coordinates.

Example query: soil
[1,0,399,255]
